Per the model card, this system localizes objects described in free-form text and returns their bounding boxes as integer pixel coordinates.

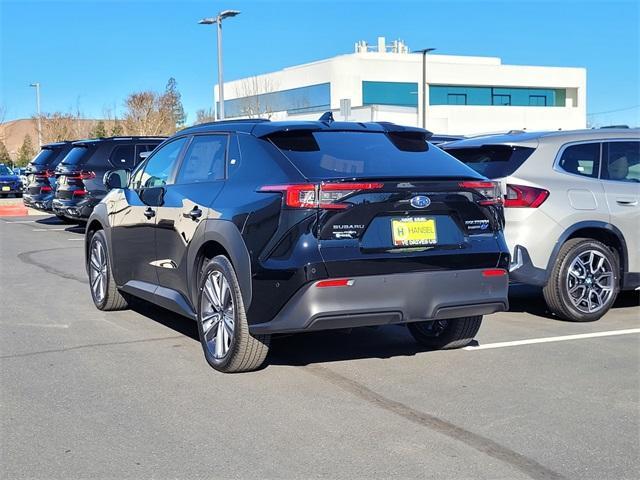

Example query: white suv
[444,128,639,321]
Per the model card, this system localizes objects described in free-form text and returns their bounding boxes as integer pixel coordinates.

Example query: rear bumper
[52,197,98,220]
[249,268,508,334]
[23,193,54,211]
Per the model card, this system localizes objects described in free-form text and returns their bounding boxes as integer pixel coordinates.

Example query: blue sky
[1,0,639,126]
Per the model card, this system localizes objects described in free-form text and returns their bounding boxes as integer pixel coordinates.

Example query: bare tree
[195,108,216,124]
[234,76,280,118]
[36,112,95,143]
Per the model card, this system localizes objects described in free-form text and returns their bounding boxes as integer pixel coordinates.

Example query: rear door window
[109,145,135,169]
[557,143,600,178]
[602,141,640,182]
[175,135,227,184]
[444,146,534,178]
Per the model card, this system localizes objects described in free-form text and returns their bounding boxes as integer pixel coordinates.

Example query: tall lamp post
[414,48,436,129]
[29,82,42,146]
[198,10,241,120]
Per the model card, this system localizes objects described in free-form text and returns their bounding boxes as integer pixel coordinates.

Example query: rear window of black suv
[267,130,481,180]
[444,145,534,179]
[31,148,58,165]
[61,146,94,165]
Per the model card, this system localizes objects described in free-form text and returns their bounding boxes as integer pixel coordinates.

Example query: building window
[529,95,547,106]
[492,94,511,106]
[222,83,331,118]
[447,94,467,105]
[430,85,566,107]
[362,81,418,107]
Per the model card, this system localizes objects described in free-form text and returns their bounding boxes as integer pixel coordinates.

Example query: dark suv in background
[53,136,164,222]
[86,119,510,373]
[23,141,74,214]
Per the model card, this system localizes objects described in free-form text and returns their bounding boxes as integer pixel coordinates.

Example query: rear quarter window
[444,145,534,179]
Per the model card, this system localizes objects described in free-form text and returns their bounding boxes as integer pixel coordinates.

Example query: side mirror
[104,169,130,190]
[140,186,165,207]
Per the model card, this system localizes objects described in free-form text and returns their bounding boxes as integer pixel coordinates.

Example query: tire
[197,255,270,373]
[407,316,482,349]
[543,238,619,322]
[87,230,129,311]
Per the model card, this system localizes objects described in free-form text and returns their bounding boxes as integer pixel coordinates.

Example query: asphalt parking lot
[1,212,639,480]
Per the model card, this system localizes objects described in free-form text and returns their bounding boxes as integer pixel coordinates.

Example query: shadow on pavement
[127,296,432,367]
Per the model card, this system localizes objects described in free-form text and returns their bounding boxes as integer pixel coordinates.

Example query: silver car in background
[444,128,639,321]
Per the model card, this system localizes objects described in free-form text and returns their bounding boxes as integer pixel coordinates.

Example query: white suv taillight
[504,184,549,208]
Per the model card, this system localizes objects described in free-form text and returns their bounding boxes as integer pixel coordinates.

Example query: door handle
[144,207,156,219]
[184,206,203,221]
[616,199,638,206]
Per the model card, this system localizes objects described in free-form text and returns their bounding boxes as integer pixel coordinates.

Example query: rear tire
[543,238,619,322]
[197,255,270,373]
[87,230,129,311]
[407,316,482,349]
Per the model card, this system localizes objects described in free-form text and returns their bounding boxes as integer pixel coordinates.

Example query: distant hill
[0,118,101,159]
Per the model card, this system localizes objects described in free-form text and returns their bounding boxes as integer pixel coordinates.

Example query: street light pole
[414,48,436,129]
[199,10,241,121]
[29,82,42,146]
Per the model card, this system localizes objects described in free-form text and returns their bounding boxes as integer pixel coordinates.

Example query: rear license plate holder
[391,217,437,247]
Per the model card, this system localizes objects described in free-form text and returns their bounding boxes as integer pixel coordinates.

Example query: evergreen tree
[164,77,186,128]
[90,120,108,138]
[16,134,36,167]
[0,141,11,165]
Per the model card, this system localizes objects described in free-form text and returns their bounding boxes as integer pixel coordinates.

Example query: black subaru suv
[23,142,74,214]
[53,136,164,222]
[85,119,509,373]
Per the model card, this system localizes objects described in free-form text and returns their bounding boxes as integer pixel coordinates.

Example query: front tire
[88,230,129,311]
[197,255,270,373]
[543,238,619,322]
[407,316,482,349]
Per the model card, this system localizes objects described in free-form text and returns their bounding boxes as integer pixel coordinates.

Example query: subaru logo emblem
[410,195,431,209]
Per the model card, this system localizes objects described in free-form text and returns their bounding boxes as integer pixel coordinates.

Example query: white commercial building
[217,37,586,135]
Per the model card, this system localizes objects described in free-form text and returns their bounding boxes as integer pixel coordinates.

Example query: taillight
[260,182,384,209]
[79,171,95,180]
[72,189,87,196]
[41,186,52,193]
[504,184,549,208]
[459,181,502,206]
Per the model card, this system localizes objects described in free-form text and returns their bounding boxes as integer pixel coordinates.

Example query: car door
[601,140,640,272]
[108,137,188,289]
[155,134,229,302]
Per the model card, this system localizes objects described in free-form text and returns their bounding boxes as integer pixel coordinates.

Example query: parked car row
[23,136,165,222]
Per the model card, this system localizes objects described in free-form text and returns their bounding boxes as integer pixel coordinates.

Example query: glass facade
[429,85,566,107]
[223,83,331,118]
[362,81,418,107]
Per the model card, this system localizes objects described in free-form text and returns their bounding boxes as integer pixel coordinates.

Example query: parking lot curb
[0,205,29,217]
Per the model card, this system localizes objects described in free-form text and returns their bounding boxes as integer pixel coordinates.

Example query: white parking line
[68,238,84,241]
[3,220,37,223]
[31,228,67,231]
[464,328,640,351]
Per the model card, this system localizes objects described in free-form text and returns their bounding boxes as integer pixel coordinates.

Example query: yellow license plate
[392,217,437,246]
[1,186,10,191]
